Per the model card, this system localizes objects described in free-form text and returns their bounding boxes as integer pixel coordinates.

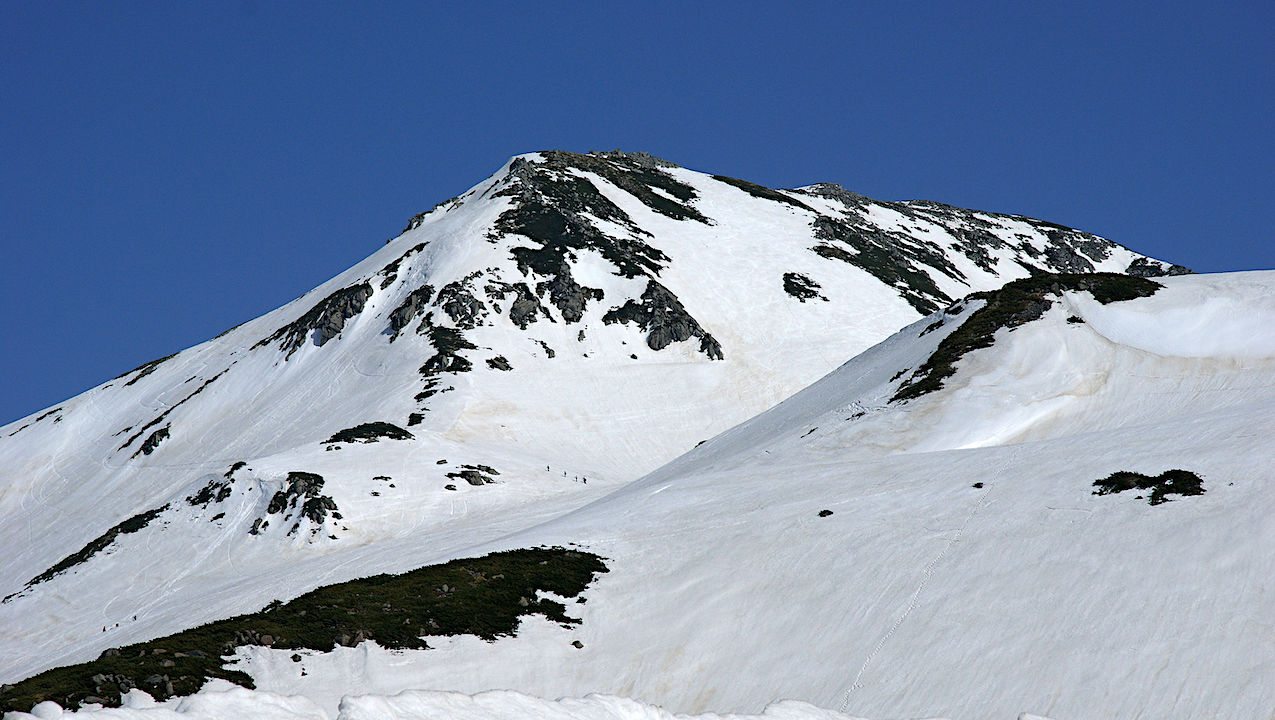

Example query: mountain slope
[204,270,1272,720]
[0,151,1184,695]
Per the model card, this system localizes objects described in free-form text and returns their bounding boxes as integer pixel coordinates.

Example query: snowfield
[7,688,878,720]
[2,151,1231,720]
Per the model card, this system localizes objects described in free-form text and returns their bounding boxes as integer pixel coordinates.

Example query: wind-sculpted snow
[891,273,1163,401]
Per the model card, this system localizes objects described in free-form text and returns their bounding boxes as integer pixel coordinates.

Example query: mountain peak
[0,152,1190,708]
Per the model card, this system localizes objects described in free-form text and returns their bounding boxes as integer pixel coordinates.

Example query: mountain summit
[0,151,1191,716]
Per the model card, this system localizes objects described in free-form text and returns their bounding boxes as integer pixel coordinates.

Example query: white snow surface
[217,271,1275,719]
[4,688,881,720]
[0,151,1200,720]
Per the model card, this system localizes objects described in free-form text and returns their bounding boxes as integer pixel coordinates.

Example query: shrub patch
[892,273,1162,402]
[0,547,607,713]
[1093,469,1205,505]
[324,422,413,444]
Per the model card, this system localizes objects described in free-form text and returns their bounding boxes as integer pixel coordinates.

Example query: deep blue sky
[2,2,1272,424]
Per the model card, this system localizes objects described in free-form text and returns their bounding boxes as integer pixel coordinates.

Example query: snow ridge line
[836,447,1014,713]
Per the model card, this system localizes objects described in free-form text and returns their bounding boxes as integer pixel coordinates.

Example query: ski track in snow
[836,448,1007,713]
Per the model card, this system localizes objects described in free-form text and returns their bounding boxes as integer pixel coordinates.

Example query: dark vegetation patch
[711,175,815,212]
[446,464,501,486]
[387,285,435,339]
[782,272,826,302]
[0,547,607,713]
[324,422,413,444]
[602,280,723,360]
[131,425,170,459]
[486,356,512,371]
[1093,470,1205,505]
[407,413,424,427]
[6,506,170,602]
[255,283,374,357]
[116,354,178,387]
[118,372,225,454]
[892,273,1163,402]
[1066,315,1084,324]
[265,472,339,536]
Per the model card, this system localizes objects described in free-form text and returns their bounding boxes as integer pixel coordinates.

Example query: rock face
[258,283,374,356]
[604,280,723,359]
[265,471,340,536]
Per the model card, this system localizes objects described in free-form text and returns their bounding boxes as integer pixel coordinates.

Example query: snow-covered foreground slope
[0,150,1182,686]
[6,688,876,720]
[394,271,1268,720]
[7,271,1272,720]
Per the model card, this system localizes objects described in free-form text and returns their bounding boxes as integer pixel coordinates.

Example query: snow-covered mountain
[0,151,1195,718]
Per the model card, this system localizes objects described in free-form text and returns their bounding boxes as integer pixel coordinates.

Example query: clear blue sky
[2,2,1271,424]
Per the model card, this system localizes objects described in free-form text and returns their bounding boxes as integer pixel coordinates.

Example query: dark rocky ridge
[794,184,1188,317]
[783,272,826,302]
[603,281,724,360]
[485,281,550,329]
[264,472,340,537]
[117,371,225,455]
[256,283,374,357]
[490,151,705,327]
[810,215,956,314]
[892,273,1164,402]
[387,285,435,339]
[117,354,178,387]
[132,425,170,458]
[447,464,501,486]
[378,242,427,290]
[6,505,170,602]
[712,174,815,212]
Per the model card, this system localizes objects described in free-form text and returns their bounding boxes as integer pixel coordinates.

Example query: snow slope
[6,688,871,720]
[101,270,1270,720]
[0,151,1189,717]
